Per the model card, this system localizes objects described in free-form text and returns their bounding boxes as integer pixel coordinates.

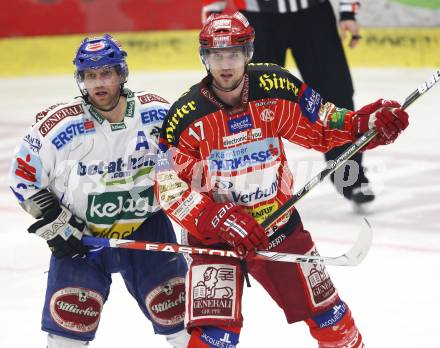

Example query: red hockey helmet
[199,11,254,70]
[199,11,255,49]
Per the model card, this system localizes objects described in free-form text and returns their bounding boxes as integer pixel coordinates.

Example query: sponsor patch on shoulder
[300,87,322,123]
[138,93,169,105]
[24,134,42,153]
[34,103,67,123]
[51,120,95,150]
[12,145,42,186]
[141,106,168,125]
[39,104,84,137]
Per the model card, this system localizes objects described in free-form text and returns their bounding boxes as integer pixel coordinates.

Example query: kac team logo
[259,108,275,122]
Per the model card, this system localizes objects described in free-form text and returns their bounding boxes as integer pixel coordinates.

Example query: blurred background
[1,0,440,77]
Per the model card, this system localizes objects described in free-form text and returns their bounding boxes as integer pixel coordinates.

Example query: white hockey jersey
[9,89,169,239]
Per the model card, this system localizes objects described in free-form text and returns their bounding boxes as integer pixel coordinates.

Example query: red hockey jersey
[156,63,356,241]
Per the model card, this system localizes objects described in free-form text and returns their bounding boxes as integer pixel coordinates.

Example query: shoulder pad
[248,62,285,73]
[248,63,303,103]
[34,103,67,123]
[162,82,215,146]
[36,100,86,138]
[137,92,169,105]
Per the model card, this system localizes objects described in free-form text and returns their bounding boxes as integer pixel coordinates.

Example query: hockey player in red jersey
[155,12,408,347]
[202,1,376,209]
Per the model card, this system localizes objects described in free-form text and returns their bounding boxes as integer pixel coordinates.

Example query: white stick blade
[343,217,373,266]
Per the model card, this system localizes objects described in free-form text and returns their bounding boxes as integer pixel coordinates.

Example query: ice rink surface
[0,68,439,347]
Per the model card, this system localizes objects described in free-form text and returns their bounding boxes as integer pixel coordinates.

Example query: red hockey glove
[197,202,269,261]
[351,99,409,150]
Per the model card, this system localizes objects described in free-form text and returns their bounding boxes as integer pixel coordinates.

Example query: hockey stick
[82,218,372,266]
[261,69,440,230]
[82,71,439,266]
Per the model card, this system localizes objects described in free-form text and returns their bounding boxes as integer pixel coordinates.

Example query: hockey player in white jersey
[8,34,189,347]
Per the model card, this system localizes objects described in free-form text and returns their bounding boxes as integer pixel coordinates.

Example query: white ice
[0,68,439,347]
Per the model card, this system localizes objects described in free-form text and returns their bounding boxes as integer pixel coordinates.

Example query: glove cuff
[197,202,242,244]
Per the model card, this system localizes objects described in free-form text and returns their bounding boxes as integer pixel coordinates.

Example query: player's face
[207,47,247,90]
[83,66,123,108]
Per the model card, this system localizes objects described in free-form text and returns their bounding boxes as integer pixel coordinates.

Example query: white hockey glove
[23,190,90,259]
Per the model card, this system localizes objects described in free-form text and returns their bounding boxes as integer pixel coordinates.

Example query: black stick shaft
[261,69,440,230]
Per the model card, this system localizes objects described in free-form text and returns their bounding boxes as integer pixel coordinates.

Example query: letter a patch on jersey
[135,131,149,150]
